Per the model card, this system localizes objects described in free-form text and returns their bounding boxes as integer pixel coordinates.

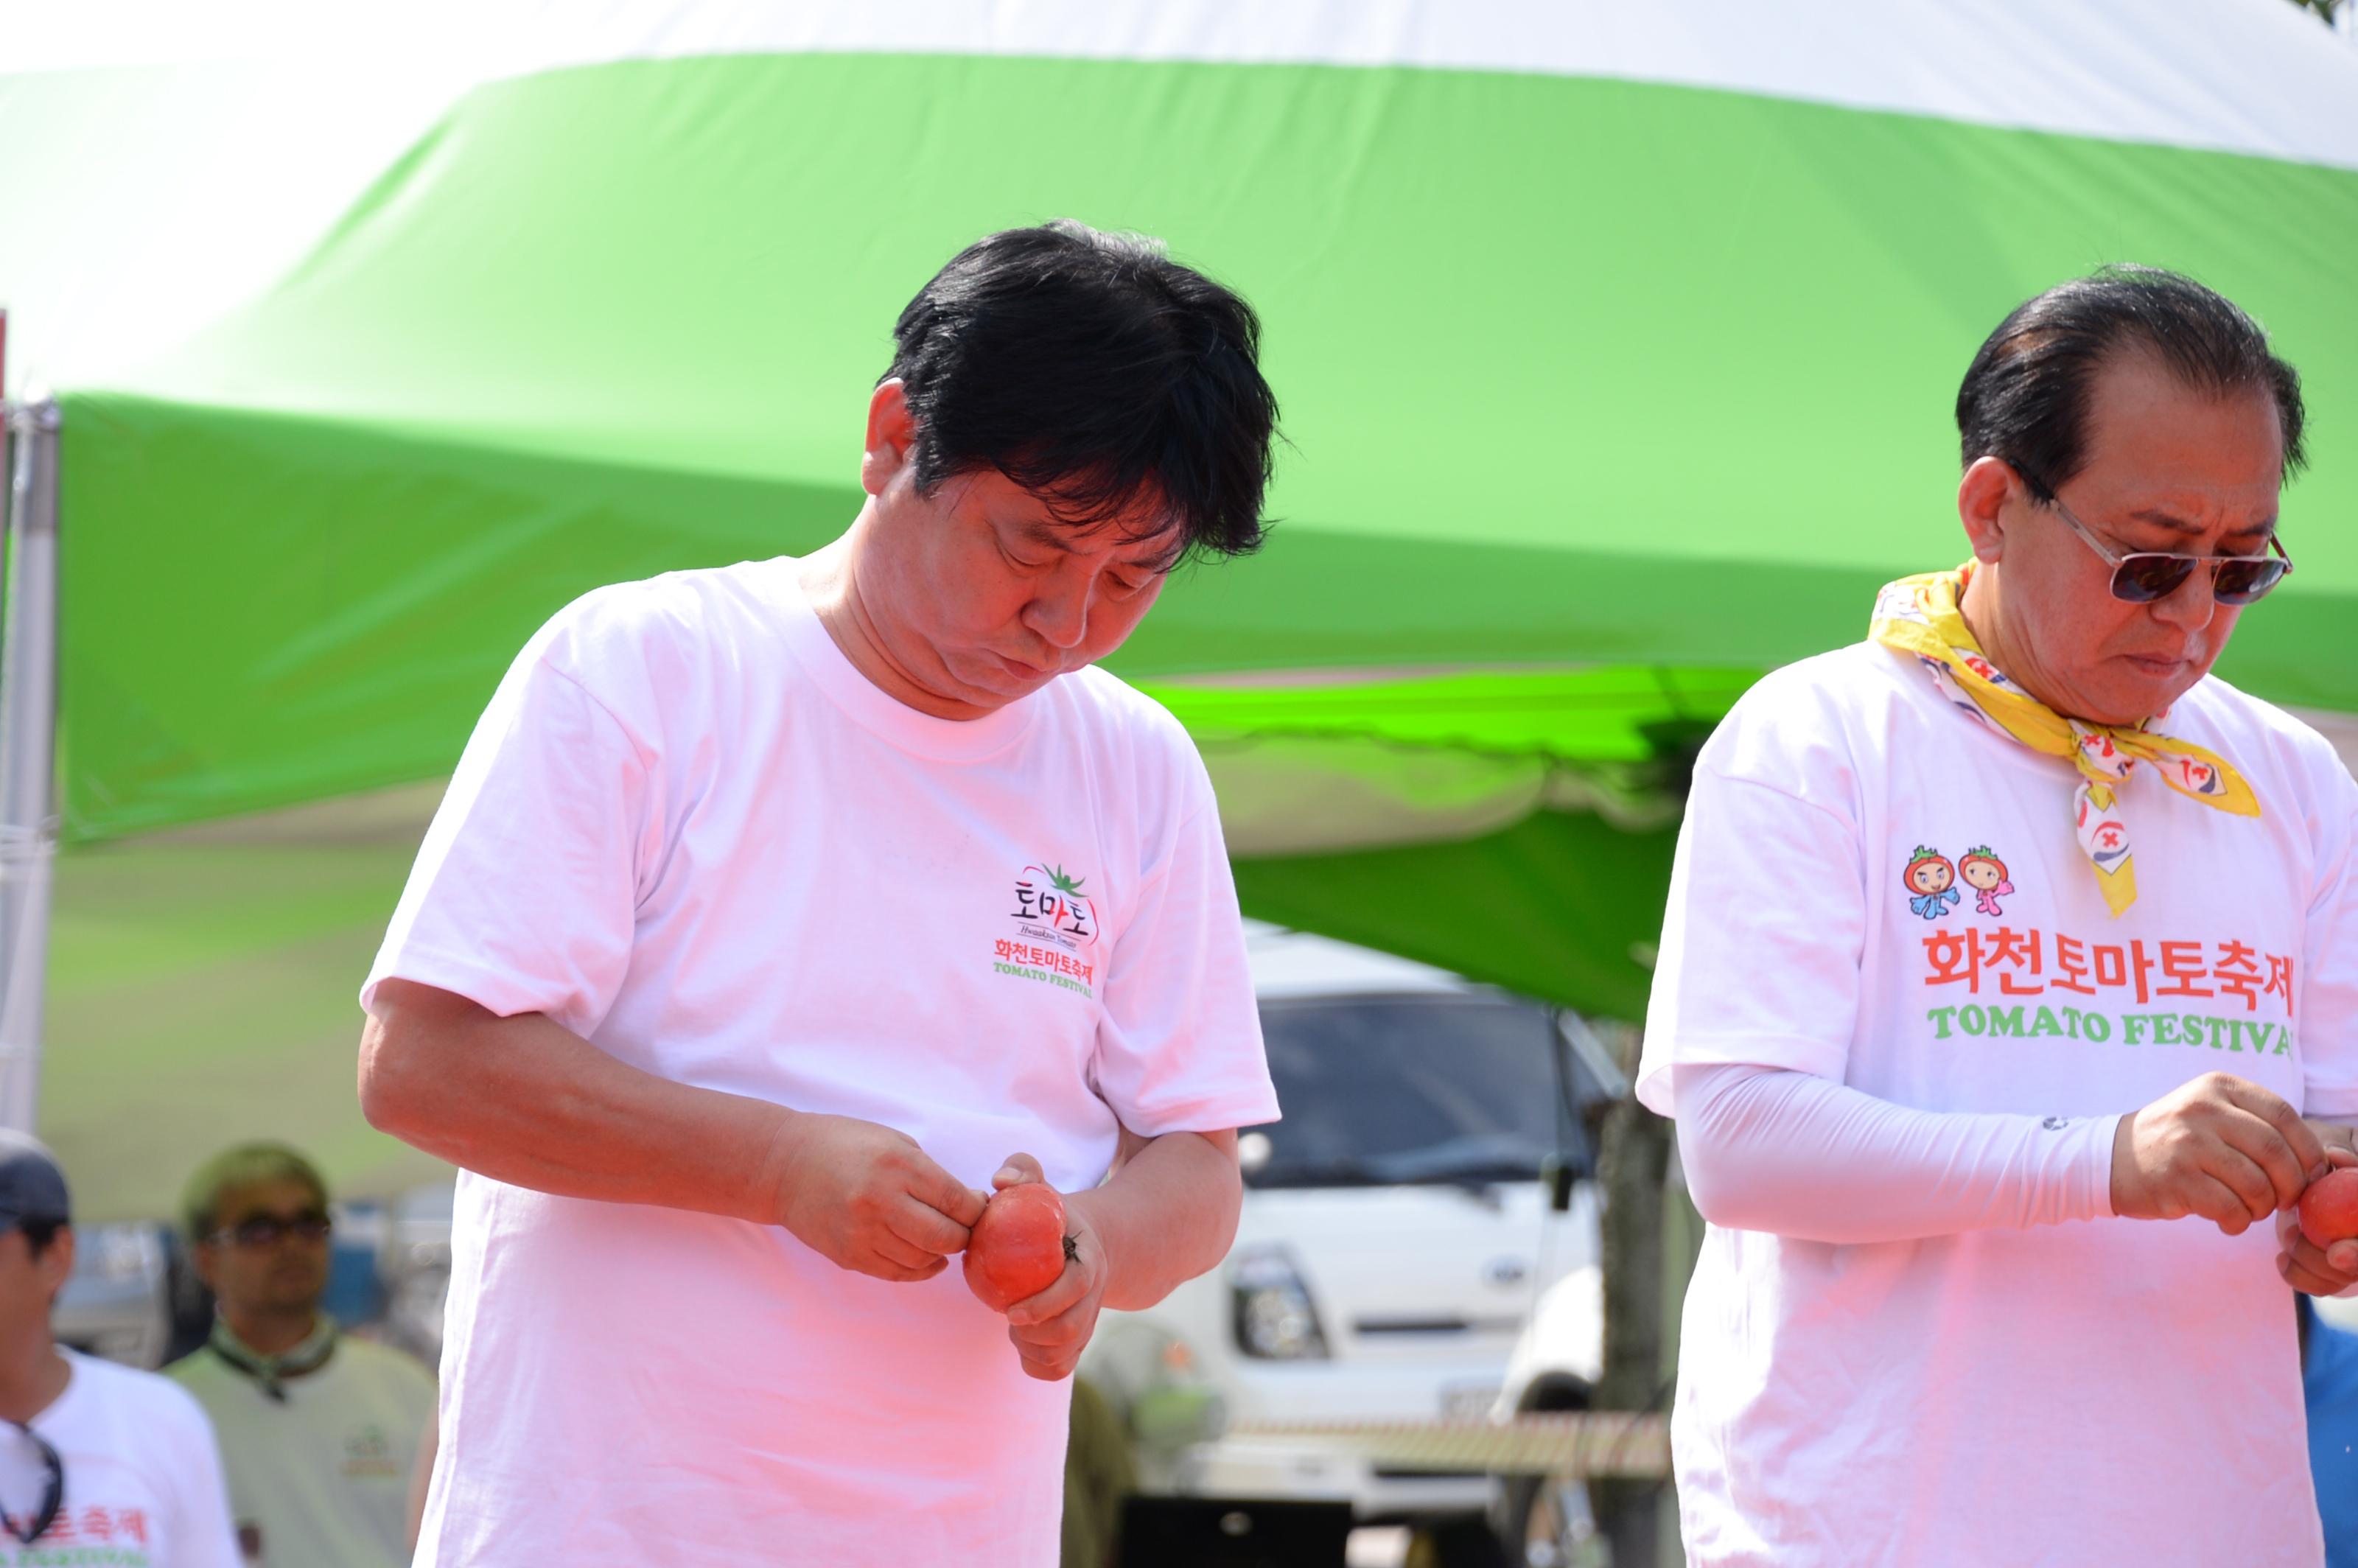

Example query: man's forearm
[359,978,792,1222]
[1676,1062,2113,1243]
[1069,1130,1241,1311]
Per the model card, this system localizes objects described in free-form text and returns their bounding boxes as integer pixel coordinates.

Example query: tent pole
[0,400,60,1133]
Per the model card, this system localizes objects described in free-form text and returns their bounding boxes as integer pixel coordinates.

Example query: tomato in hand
[963,1183,1075,1312]
[2298,1167,2358,1248]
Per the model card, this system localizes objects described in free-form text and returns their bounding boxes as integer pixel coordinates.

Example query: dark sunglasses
[211,1211,332,1249]
[2045,494,2292,606]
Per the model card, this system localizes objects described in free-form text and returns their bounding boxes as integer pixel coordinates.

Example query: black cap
[0,1132,69,1228]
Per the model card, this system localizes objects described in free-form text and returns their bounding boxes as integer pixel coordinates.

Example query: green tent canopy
[46,16,2358,855]
[7,1,2358,1211]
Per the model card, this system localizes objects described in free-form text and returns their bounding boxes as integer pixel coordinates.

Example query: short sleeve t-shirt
[365,558,1278,1568]
[1639,640,2358,1567]
[0,1351,242,1568]
[167,1333,435,1567]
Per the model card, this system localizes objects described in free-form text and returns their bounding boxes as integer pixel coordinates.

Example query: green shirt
[167,1329,434,1568]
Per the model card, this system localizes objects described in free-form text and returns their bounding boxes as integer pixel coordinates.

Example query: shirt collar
[208,1312,337,1402]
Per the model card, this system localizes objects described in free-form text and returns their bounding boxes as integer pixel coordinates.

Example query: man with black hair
[357,222,1281,1564]
[1640,265,2358,1564]
[166,1142,434,1567]
[0,1131,240,1565]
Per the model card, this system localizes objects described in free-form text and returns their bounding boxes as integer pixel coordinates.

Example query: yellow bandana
[1869,564,2259,916]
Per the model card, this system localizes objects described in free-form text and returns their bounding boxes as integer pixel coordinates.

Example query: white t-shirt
[1639,639,2358,1568]
[167,1332,436,1567]
[365,558,1278,1567]
[0,1351,241,1568]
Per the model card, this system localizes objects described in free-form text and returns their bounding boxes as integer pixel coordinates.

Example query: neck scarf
[207,1313,337,1403]
[1869,564,2259,916]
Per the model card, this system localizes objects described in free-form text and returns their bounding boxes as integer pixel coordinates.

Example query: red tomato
[2298,1167,2358,1249]
[963,1183,1072,1312]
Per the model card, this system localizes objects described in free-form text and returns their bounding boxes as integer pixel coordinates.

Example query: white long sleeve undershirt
[1672,1063,2120,1244]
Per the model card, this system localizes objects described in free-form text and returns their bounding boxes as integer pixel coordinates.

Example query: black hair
[18,1219,63,1260]
[884,220,1278,564]
[1956,265,2306,500]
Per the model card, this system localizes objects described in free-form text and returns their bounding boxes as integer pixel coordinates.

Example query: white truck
[1082,925,1618,1565]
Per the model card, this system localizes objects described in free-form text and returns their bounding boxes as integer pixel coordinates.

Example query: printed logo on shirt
[991,861,1100,1000]
[2,1502,153,1565]
[1010,863,1097,950]
[343,1422,402,1479]
[1900,840,2019,920]
[1957,845,2014,917]
[1903,847,1961,920]
[1918,926,2296,1057]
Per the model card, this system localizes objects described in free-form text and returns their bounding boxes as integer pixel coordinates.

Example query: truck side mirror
[1542,1156,1576,1214]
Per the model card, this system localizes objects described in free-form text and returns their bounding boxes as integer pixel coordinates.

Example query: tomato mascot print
[1905,847,1962,920]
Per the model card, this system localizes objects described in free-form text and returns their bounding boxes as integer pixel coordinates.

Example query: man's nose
[2150,563,2218,631]
[1024,567,1092,650]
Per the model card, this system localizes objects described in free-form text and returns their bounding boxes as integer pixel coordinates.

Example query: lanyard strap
[4,1421,60,1544]
[206,1315,338,1403]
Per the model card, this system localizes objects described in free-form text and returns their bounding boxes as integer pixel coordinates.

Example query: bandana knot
[1869,565,2259,916]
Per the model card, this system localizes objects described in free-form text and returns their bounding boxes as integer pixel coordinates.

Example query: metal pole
[0,399,60,1132]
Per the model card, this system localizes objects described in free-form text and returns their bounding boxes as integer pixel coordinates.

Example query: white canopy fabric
[5,0,2356,396]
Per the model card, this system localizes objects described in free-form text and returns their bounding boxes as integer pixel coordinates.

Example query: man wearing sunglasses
[0,1132,240,1565]
[1639,265,2358,1566]
[166,1144,435,1568]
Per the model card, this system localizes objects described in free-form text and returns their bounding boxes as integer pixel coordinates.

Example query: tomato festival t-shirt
[364,558,1279,1568]
[1638,639,2358,1567]
[0,1351,242,1568]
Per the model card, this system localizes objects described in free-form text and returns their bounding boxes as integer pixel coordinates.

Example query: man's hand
[766,1113,986,1283]
[2110,1073,2331,1236]
[990,1154,1108,1382]
[2279,1121,2358,1297]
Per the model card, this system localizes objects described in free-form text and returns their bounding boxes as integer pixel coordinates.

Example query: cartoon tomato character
[1903,847,1960,921]
[1959,846,2013,917]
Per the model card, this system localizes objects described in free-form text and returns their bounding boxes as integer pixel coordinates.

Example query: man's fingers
[1015,1347,1076,1382]
[856,1253,947,1285]
[2186,1174,2258,1234]
[2217,1079,2329,1187]
[868,1230,942,1273]
[885,1196,972,1259]
[909,1158,986,1231]
[1005,1241,1092,1327]
[2280,1251,2345,1295]
[2204,1135,2289,1222]
[1008,1323,1082,1379]
[993,1151,1046,1190]
[2278,1228,2358,1295]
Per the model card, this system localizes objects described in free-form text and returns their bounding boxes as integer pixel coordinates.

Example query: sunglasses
[2043,494,2292,606]
[211,1211,332,1249]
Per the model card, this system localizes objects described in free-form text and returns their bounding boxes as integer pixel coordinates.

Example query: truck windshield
[1245,993,1573,1189]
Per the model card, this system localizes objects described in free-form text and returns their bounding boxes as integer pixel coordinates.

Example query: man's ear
[862,380,919,500]
[1957,457,2021,567]
[190,1238,220,1295]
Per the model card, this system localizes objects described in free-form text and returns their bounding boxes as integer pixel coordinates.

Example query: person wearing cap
[1641,266,2358,1565]
[357,223,1281,1564]
[164,1144,435,1567]
[0,1130,241,1564]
